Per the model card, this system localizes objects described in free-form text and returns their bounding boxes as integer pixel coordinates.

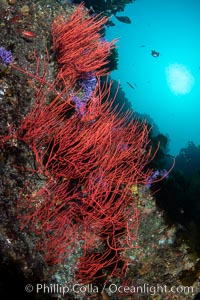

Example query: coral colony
[72,73,98,116]
[0,46,12,65]
[1,5,156,283]
[146,169,169,188]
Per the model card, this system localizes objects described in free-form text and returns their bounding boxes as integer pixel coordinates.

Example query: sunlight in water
[166,63,194,95]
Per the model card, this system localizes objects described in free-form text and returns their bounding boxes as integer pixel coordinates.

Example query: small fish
[21,30,36,39]
[115,15,131,24]
[151,50,159,57]
[126,82,136,89]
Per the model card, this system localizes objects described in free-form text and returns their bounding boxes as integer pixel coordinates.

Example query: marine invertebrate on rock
[72,72,97,116]
[0,46,12,65]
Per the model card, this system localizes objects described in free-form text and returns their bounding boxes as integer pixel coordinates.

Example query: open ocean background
[106,0,200,155]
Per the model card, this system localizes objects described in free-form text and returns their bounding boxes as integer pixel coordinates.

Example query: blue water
[106,0,200,155]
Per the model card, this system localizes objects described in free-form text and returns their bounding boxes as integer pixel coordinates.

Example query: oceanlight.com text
[107,283,194,296]
[24,283,195,297]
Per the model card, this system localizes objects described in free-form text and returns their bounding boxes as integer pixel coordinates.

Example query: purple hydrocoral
[81,74,97,102]
[72,73,97,116]
[0,47,12,65]
[146,169,169,188]
[72,95,87,117]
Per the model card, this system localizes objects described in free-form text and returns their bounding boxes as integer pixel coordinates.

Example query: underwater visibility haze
[106,0,200,155]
